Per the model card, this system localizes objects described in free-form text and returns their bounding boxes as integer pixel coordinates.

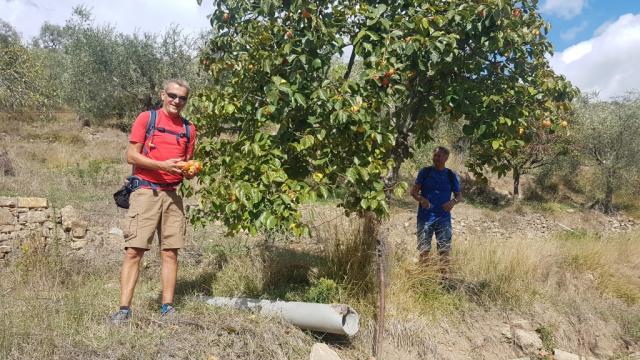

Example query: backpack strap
[446,168,457,197]
[182,117,191,160]
[142,109,157,156]
[130,110,157,177]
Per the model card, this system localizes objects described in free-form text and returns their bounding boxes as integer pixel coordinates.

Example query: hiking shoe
[110,309,132,325]
[160,304,176,318]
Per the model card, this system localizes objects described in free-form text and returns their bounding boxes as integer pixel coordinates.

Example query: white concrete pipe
[203,297,360,336]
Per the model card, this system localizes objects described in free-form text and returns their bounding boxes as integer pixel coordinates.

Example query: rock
[499,324,512,339]
[60,205,79,231]
[17,197,47,209]
[0,245,11,253]
[26,210,48,224]
[310,343,342,360]
[55,228,67,241]
[0,197,17,207]
[109,227,124,236]
[553,349,580,360]
[513,328,543,353]
[0,225,15,233]
[0,207,14,225]
[511,319,532,330]
[17,213,27,224]
[71,220,88,238]
[70,240,87,250]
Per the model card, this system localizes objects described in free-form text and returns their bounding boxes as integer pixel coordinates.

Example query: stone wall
[0,196,90,260]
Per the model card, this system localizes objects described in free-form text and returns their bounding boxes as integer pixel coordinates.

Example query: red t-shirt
[129,109,197,189]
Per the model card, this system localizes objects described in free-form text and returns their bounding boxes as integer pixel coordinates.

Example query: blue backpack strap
[131,110,156,176]
[142,110,157,155]
[446,168,457,196]
[182,117,191,159]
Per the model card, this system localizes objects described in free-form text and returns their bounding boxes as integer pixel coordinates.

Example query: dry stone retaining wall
[0,196,92,260]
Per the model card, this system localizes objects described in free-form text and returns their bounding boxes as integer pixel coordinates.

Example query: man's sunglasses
[166,92,188,102]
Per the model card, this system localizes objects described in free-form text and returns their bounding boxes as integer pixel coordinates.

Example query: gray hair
[162,79,191,94]
[433,146,450,156]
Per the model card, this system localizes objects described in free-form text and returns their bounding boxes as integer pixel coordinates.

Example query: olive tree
[572,93,640,213]
[57,6,206,124]
[0,20,53,113]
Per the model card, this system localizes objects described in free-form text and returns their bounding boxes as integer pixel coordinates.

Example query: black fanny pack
[113,176,182,209]
[113,176,144,209]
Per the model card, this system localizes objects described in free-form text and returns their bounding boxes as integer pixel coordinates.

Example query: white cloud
[541,0,587,19]
[0,0,215,41]
[550,14,640,99]
[593,19,614,36]
[560,21,588,41]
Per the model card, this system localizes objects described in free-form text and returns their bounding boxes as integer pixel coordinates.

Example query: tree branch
[343,44,356,80]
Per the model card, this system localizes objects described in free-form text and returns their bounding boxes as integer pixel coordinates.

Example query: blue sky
[542,0,640,98]
[2,0,639,98]
[543,0,639,52]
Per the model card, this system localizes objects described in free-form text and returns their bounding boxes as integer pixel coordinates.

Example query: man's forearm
[127,150,164,171]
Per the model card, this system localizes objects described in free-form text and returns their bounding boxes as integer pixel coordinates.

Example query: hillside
[1,114,639,359]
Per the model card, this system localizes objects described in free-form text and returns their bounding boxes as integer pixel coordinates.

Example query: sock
[119,306,130,312]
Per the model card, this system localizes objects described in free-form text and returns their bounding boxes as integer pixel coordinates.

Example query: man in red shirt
[111,79,197,323]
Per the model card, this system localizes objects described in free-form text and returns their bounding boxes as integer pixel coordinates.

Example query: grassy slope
[0,114,639,359]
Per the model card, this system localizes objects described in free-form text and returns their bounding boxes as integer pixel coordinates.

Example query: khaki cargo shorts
[122,189,186,250]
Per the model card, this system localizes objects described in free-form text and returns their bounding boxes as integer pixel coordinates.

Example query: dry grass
[0,237,318,360]
[559,230,640,306]
[2,113,640,359]
[0,113,128,228]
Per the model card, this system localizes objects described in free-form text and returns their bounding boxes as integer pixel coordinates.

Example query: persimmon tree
[190,0,576,354]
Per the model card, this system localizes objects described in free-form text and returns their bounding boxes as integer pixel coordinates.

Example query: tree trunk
[513,167,521,199]
[604,177,614,214]
[364,212,388,358]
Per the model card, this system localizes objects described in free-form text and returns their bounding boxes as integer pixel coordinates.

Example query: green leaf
[266,215,277,229]
[294,93,307,106]
[224,103,236,114]
[319,186,329,199]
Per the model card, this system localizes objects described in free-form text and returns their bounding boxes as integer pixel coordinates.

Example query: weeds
[560,230,640,305]
[535,325,556,352]
[455,236,552,308]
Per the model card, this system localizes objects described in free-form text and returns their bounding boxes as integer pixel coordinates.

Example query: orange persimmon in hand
[180,160,202,178]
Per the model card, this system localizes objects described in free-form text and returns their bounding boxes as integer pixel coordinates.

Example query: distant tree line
[0,6,207,125]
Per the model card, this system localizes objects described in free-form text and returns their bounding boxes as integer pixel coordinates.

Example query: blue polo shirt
[415,166,461,222]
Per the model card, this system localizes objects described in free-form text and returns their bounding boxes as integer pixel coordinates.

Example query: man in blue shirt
[410,146,463,269]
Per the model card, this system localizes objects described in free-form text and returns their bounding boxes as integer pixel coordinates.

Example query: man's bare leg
[160,249,179,305]
[120,247,146,306]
